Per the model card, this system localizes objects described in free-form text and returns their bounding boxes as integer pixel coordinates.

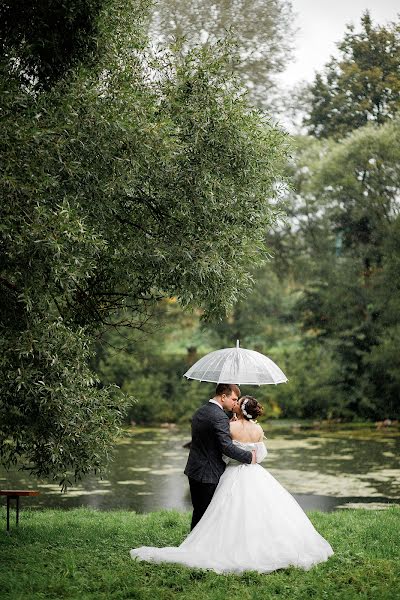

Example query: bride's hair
[240,396,263,420]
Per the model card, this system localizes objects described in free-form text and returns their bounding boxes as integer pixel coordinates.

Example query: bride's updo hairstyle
[240,396,263,421]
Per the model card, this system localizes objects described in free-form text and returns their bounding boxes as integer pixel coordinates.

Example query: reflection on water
[0,425,399,513]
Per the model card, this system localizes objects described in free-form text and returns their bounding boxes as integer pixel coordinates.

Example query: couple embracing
[131,383,333,574]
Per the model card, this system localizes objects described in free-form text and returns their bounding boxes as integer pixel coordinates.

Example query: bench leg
[4,496,20,532]
[16,496,19,526]
[6,496,10,532]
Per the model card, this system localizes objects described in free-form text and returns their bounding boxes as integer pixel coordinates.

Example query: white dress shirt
[208,398,224,410]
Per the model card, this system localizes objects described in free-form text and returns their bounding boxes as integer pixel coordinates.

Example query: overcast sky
[279,0,400,88]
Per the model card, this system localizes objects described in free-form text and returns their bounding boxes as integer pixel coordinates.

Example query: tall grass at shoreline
[1,507,399,599]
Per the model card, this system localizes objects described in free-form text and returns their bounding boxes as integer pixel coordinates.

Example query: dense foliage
[288,119,400,419]
[0,0,288,484]
[0,0,110,89]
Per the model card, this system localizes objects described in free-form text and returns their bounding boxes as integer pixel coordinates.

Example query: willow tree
[0,0,288,486]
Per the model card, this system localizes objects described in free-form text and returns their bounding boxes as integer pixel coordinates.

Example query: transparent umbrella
[183,340,288,385]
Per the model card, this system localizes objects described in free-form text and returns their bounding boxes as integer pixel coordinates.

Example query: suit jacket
[184,402,253,484]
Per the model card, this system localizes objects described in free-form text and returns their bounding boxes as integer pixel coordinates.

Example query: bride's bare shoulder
[230,419,264,443]
[229,420,241,433]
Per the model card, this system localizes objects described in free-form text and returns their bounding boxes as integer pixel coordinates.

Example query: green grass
[0,507,399,599]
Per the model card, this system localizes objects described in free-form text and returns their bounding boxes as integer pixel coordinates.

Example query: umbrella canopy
[183,341,288,385]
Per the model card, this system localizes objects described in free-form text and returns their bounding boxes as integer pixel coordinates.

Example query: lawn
[1,506,399,599]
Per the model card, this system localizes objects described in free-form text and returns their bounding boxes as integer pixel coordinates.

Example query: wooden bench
[0,490,40,532]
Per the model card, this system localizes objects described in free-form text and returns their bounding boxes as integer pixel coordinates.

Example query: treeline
[96,13,400,424]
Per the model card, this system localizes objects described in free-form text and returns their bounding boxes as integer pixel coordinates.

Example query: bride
[130,396,333,574]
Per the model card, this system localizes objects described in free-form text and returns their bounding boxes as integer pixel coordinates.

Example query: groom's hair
[215,383,240,397]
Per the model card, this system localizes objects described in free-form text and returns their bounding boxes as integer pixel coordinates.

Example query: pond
[1,424,399,513]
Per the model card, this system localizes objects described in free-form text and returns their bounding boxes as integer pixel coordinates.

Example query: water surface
[1,425,399,513]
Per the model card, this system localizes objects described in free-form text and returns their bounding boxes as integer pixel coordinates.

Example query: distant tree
[364,217,400,418]
[205,262,298,348]
[294,118,400,418]
[0,1,288,485]
[305,12,400,139]
[95,321,213,425]
[148,0,295,108]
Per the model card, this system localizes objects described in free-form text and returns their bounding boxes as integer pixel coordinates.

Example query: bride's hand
[251,450,257,464]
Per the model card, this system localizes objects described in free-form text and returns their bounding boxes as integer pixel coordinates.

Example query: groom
[184,383,255,530]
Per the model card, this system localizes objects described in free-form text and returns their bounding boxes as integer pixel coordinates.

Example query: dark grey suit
[184,401,252,529]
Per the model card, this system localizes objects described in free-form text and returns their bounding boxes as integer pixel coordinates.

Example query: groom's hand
[251,450,256,464]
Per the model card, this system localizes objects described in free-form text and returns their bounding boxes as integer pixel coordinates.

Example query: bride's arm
[255,442,267,463]
[256,426,267,462]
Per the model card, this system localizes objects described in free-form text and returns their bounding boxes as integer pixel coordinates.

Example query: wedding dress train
[130,441,333,574]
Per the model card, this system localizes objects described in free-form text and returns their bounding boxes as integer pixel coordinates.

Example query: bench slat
[0,490,40,496]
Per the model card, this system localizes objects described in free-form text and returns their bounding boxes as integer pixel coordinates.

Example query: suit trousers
[188,477,218,530]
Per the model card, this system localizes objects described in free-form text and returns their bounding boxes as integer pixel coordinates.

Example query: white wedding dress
[130,441,333,574]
